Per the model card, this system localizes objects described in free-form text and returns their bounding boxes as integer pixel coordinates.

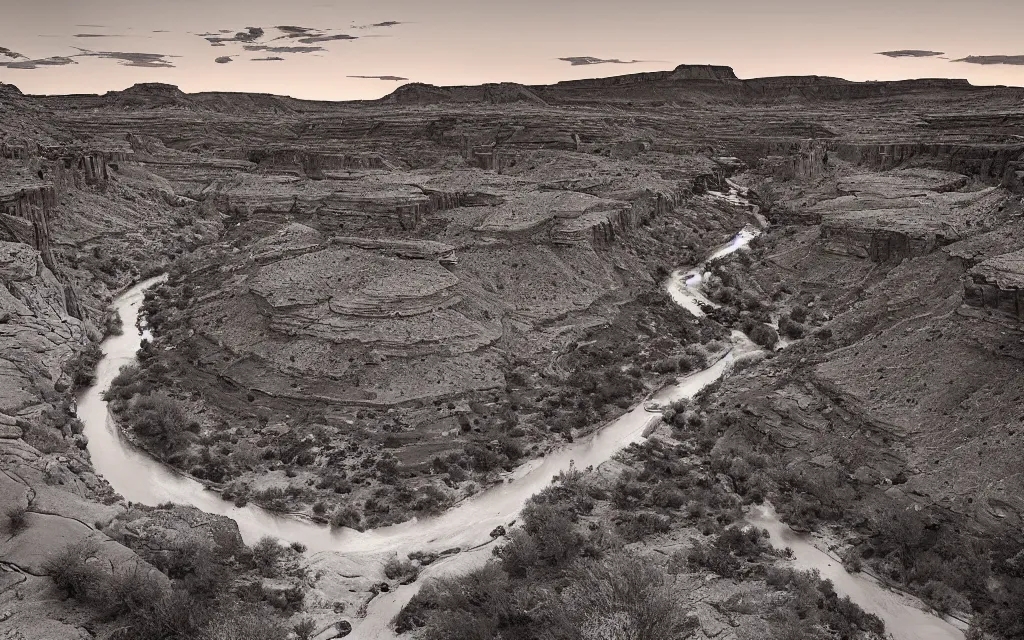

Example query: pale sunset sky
[1,0,1023,100]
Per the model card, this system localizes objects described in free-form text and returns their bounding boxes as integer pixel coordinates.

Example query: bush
[250,536,284,577]
[384,556,420,582]
[293,618,317,640]
[101,564,167,619]
[67,343,103,390]
[745,323,779,349]
[330,506,362,531]
[126,392,191,453]
[555,553,696,640]
[203,611,290,640]
[4,504,28,533]
[44,539,104,600]
[688,526,775,578]
[778,316,805,339]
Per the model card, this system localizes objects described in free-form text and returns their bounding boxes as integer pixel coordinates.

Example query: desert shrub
[384,556,420,582]
[614,511,671,542]
[101,564,168,619]
[45,539,105,600]
[411,484,452,515]
[67,343,103,389]
[104,311,124,337]
[753,180,781,213]
[518,501,584,568]
[203,610,290,640]
[330,506,363,531]
[4,504,28,533]
[126,392,190,453]
[103,364,144,399]
[687,526,775,578]
[293,618,317,640]
[745,323,779,349]
[250,536,284,577]
[778,316,805,339]
[554,553,697,640]
[789,305,809,323]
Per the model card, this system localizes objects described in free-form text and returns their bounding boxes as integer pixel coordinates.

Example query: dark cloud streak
[73,49,177,68]
[877,50,944,58]
[1,56,77,70]
[244,44,324,54]
[348,74,408,81]
[558,56,643,66]
[953,55,1024,66]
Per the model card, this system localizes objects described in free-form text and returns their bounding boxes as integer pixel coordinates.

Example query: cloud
[203,27,264,45]
[352,21,405,29]
[252,56,285,62]
[348,74,408,81]
[1,56,77,70]
[297,33,357,44]
[74,49,177,68]
[558,56,644,66]
[0,46,25,60]
[215,56,233,64]
[877,50,944,58]
[953,55,1024,66]
[275,26,317,37]
[243,44,324,54]
[74,33,126,38]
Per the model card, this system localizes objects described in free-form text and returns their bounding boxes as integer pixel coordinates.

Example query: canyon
[0,64,1023,639]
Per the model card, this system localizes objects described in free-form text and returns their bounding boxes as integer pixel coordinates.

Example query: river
[77,197,964,640]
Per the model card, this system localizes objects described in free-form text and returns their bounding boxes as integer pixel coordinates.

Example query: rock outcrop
[964,248,1024,320]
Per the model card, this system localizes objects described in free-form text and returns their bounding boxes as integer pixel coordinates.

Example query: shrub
[745,323,779,349]
[126,392,191,453]
[4,504,28,534]
[778,316,805,339]
[556,553,696,640]
[101,564,167,619]
[44,539,104,600]
[203,611,290,640]
[330,506,363,531]
[67,343,103,390]
[384,556,420,582]
[250,536,284,577]
[789,305,809,323]
[293,618,317,640]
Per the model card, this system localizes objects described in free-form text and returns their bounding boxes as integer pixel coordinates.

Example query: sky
[1,0,1023,101]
